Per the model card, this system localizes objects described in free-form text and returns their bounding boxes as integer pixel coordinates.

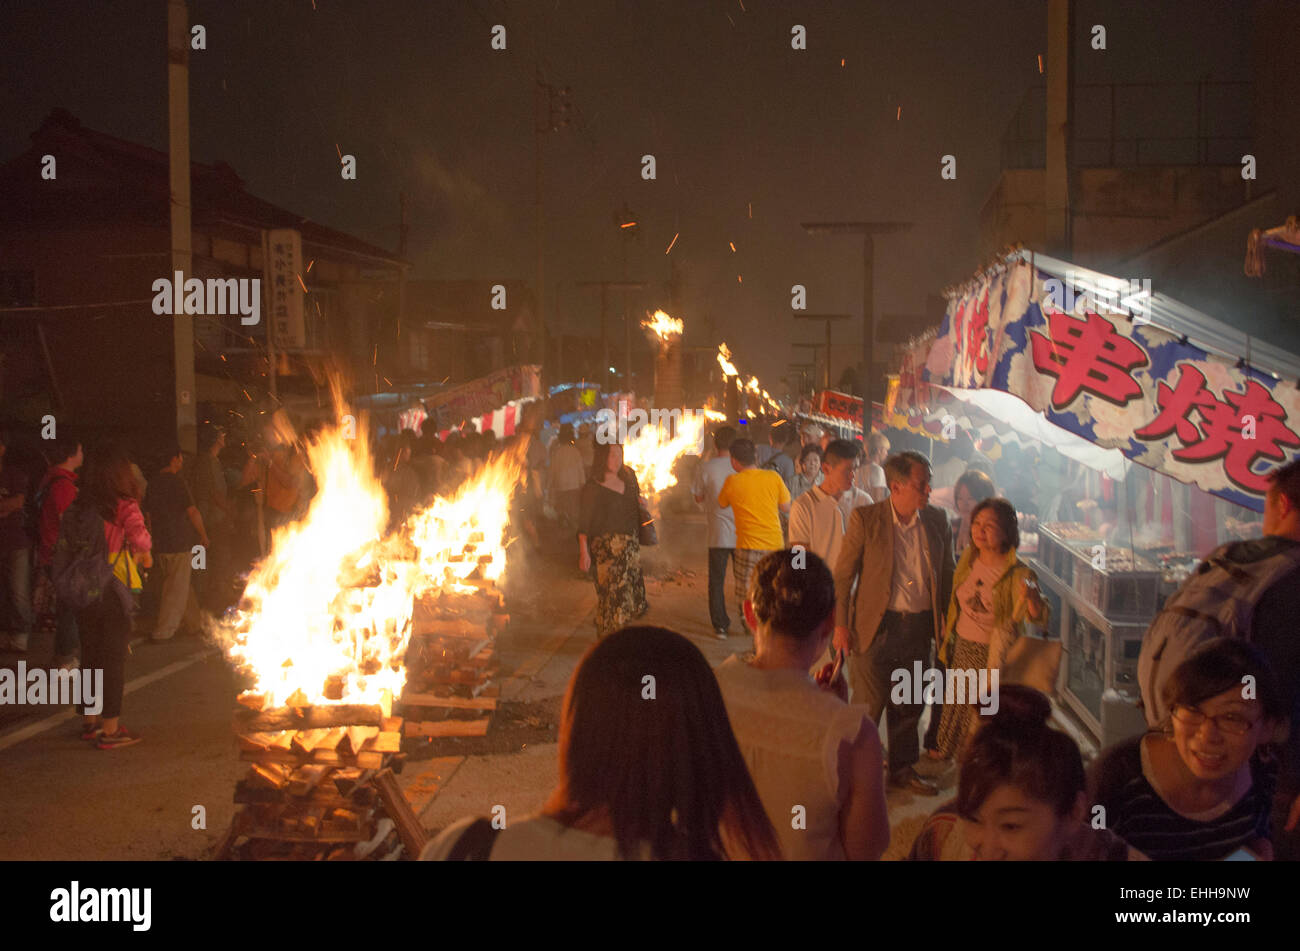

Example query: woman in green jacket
[935,497,1049,760]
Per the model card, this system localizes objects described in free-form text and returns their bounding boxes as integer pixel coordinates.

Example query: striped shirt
[1089,736,1272,861]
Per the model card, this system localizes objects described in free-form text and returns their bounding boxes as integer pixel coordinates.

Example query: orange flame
[219,406,524,713]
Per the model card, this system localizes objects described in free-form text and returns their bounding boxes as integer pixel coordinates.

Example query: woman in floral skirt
[577,440,648,638]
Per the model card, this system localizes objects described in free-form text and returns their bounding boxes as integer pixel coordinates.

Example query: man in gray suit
[833,451,954,796]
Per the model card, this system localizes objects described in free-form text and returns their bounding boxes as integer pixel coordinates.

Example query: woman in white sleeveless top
[714,549,890,860]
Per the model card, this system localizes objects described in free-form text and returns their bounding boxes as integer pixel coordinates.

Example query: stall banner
[425,365,541,430]
[920,261,1300,511]
[814,390,865,430]
[437,399,532,441]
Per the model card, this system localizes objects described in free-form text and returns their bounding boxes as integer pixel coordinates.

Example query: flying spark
[1037,54,1043,73]
[896,106,901,120]
[729,241,736,253]
[665,232,679,254]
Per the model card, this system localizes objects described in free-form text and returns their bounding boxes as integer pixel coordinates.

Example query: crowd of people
[5,404,1299,861]
[0,413,556,751]
[424,416,1300,862]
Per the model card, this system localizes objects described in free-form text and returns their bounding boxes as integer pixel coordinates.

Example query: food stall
[895,250,1299,746]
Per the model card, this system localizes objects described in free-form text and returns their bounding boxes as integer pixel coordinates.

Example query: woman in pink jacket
[79,445,152,749]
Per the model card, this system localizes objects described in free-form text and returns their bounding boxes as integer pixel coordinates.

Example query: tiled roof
[0,109,406,267]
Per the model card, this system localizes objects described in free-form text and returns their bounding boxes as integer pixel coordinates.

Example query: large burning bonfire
[217,407,525,717]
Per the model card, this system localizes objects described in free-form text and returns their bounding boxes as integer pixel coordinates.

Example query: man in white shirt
[788,439,873,572]
[692,426,739,638]
[832,451,954,796]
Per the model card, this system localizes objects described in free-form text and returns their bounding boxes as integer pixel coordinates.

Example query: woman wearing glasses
[1088,638,1287,860]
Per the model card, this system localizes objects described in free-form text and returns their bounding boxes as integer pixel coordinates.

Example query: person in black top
[1090,639,1285,860]
[146,445,209,642]
[577,440,647,638]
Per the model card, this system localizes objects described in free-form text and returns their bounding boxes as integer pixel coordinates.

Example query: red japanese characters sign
[917,261,1300,510]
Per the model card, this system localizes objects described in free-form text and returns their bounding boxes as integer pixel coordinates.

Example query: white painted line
[0,648,214,752]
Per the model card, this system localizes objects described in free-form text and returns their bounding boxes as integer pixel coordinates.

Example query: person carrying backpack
[55,444,152,750]
[34,434,83,667]
[1138,459,1300,860]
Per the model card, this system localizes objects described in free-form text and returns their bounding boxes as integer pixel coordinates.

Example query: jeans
[707,548,734,630]
[1,547,34,634]
[850,610,934,776]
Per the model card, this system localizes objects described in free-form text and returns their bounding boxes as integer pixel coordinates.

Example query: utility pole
[167,0,196,452]
[792,343,827,392]
[801,221,912,405]
[788,362,816,396]
[615,203,639,395]
[792,313,852,391]
[1045,0,1074,255]
[577,280,645,392]
[535,70,572,386]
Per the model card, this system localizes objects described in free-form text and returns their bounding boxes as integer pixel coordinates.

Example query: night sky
[0,0,1249,388]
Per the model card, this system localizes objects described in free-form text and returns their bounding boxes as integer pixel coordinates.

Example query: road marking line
[0,648,214,752]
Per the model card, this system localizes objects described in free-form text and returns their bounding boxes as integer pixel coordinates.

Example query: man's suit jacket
[833,499,955,654]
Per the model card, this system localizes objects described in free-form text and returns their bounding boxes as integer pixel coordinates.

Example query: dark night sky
[0,0,1249,388]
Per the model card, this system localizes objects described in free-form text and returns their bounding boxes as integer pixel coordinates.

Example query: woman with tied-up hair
[714,549,889,861]
[576,440,648,639]
[909,685,1142,861]
[421,626,781,860]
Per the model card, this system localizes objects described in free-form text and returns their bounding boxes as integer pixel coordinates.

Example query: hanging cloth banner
[919,260,1300,512]
[424,365,541,430]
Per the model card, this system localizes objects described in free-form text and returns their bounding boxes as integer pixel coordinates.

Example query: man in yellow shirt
[718,438,791,631]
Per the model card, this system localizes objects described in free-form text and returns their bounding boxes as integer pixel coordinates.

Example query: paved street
[0,505,940,860]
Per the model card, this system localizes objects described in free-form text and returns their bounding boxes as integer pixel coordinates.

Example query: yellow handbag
[110,545,144,594]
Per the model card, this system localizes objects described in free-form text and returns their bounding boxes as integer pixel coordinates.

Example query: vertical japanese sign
[264,229,305,349]
[917,260,1300,512]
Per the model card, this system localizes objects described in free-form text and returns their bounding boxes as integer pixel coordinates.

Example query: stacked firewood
[399,577,509,739]
[217,699,428,861]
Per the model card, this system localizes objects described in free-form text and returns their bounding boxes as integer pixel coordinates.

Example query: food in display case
[1158,552,1201,586]
[1040,521,1099,541]
[1224,516,1263,541]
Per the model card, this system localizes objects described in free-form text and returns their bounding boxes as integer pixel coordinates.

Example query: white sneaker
[55,655,80,671]
[2,633,28,652]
